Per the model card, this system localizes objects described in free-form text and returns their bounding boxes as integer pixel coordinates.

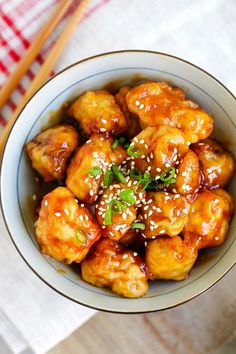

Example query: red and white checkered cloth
[0,0,110,131]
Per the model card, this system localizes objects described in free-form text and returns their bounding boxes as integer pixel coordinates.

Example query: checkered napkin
[0,0,236,353]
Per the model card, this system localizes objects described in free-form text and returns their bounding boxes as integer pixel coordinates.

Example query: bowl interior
[1,51,236,313]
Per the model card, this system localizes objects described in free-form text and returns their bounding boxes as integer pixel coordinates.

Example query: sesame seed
[174,194,180,199]
[151,236,156,239]
[187,141,191,145]
[134,137,139,142]
[182,208,188,213]
[156,207,162,212]
[85,215,89,221]
[182,172,187,176]
[139,104,144,109]
[75,199,79,203]
[133,252,138,256]
[172,188,177,193]
[140,139,145,144]
[100,128,106,132]
[144,205,149,210]
[89,190,94,196]
[100,137,104,141]
[113,262,120,267]
[145,144,149,149]
[150,220,155,226]
[173,148,177,154]
[85,178,89,183]
[159,230,165,234]
[101,118,107,124]
[55,212,61,217]
[144,241,148,247]
[141,154,146,159]
[135,100,140,106]
[123,254,128,259]
[148,210,153,216]
[86,139,92,144]
[165,196,170,200]
[147,166,151,171]
[147,199,153,204]
[32,194,36,201]
[44,200,48,206]
[156,167,161,172]
[150,153,154,159]
[102,225,106,229]
[144,214,147,219]
[173,155,177,161]
[147,157,151,163]
[165,163,170,167]
[64,208,69,216]
[122,212,127,219]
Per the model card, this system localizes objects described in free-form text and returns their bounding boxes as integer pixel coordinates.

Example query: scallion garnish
[112,164,126,183]
[127,144,142,158]
[119,189,136,205]
[111,139,119,149]
[130,167,143,181]
[160,166,176,183]
[131,222,146,230]
[75,229,89,245]
[110,199,127,213]
[104,170,114,187]
[89,166,101,177]
[104,208,113,225]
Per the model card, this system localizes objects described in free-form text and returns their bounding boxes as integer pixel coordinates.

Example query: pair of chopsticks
[0,0,90,153]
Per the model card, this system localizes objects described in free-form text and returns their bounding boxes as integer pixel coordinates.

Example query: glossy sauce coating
[66,134,127,204]
[81,238,148,298]
[145,236,198,281]
[36,187,101,263]
[69,90,127,136]
[26,125,79,181]
[140,191,190,238]
[192,139,235,188]
[126,82,213,143]
[183,189,234,249]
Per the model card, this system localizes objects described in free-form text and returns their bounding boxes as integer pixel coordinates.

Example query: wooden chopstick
[0,0,74,109]
[0,0,90,155]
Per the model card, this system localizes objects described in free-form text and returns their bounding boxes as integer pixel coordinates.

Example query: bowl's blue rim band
[17,66,236,299]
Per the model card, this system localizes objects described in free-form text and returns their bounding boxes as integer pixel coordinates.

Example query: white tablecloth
[0,0,236,353]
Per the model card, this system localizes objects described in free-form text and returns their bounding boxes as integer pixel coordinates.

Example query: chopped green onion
[110,199,127,212]
[104,170,114,187]
[119,189,136,205]
[119,136,126,144]
[127,144,142,158]
[111,139,119,149]
[131,222,146,230]
[89,166,101,177]
[160,166,176,183]
[143,172,151,179]
[145,180,159,191]
[124,142,130,149]
[112,164,126,183]
[130,167,143,181]
[75,229,88,245]
[104,208,113,225]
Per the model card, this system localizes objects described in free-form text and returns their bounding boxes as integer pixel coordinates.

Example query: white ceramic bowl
[1,50,236,313]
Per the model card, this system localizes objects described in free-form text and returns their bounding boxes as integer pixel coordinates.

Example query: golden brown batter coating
[26,125,79,181]
[69,90,127,136]
[81,238,148,298]
[36,187,101,263]
[145,236,198,280]
[192,139,235,188]
[66,134,127,204]
[140,191,190,238]
[126,82,213,143]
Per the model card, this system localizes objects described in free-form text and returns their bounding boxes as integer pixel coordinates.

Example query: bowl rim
[1,49,236,313]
